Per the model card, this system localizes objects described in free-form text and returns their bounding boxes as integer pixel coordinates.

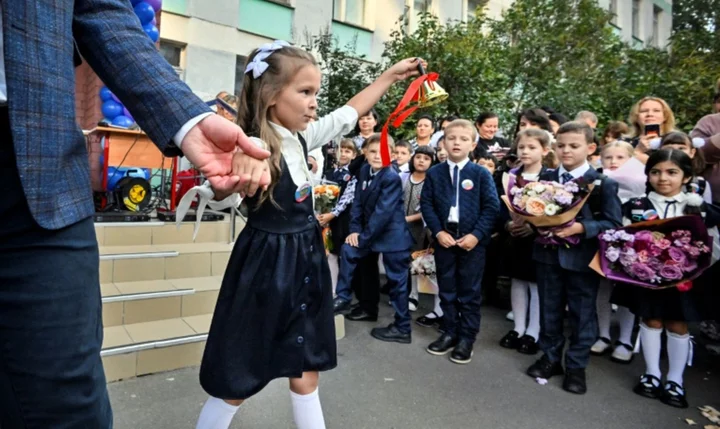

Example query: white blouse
[177,105,359,239]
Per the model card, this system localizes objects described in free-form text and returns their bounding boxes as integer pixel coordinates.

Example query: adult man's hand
[181,115,271,194]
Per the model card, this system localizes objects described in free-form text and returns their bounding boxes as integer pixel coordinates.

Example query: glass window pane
[334,0,343,21]
[345,0,365,25]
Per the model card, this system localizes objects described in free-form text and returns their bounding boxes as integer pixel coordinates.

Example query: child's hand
[318,213,335,226]
[232,150,270,198]
[383,58,427,82]
[436,231,457,248]
[555,222,585,238]
[457,234,479,251]
[509,222,533,238]
[346,233,360,247]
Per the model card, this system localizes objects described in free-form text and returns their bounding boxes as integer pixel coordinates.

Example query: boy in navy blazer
[333,134,415,343]
[421,119,500,364]
[526,122,622,394]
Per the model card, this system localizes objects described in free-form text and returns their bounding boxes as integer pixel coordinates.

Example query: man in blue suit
[332,135,415,343]
[526,122,622,395]
[421,119,499,365]
[0,2,269,427]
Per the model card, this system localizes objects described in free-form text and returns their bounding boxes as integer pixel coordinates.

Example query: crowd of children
[319,97,720,409]
[187,39,720,428]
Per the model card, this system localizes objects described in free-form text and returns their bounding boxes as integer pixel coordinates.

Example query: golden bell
[417,80,448,108]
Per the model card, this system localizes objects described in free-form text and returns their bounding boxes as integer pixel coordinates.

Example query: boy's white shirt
[176,105,359,239]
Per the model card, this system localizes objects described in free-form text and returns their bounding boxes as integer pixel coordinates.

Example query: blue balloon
[143,24,160,43]
[131,0,144,5]
[112,115,134,128]
[99,86,114,102]
[150,16,157,26]
[101,100,123,119]
[134,2,156,25]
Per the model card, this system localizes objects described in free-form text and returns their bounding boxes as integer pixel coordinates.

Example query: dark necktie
[452,165,459,208]
[663,200,677,218]
[561,172,574,184]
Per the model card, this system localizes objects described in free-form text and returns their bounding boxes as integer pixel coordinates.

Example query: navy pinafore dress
[199,136,337,400]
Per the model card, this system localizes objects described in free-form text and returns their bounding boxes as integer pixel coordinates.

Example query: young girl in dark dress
[498,129,551,355]
[612,149,719,409]
[193,41,423,429]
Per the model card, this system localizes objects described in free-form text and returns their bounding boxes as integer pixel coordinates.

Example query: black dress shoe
[659,381,689,408]
[499,330,520,349]
[516,335,539,355]
[333,297,351,314]
[527,355,564,379]
[427,333,458,356]
[633,374,663,399]
[449,339,474,364]
[416,312,443,328]
[345,308,378,322]
[562,368,587,394]
[371,323,411,344]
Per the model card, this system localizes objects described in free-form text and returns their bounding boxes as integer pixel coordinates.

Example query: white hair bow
[692,137,706,149]
[244,40,291,79]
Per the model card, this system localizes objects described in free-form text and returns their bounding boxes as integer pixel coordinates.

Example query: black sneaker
[660,381,688,408]
[632,374,663,399]
[527,355,564,379]
[427,333,458,356]
[370,323,411,344]
[499,330,520,349]
[449,339,474,364]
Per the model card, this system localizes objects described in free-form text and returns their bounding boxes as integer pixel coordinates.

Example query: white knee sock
[290,388,326,429]
[666,331,690,387]
[596,279,613,340]
[510,279,529,336]
[327,254,339,296]
[616,306,636,345]
[196,397,240,429]
[433,294,443,317]
[410,276,419,301]
[639,323,662,378]
[525,282,540,341]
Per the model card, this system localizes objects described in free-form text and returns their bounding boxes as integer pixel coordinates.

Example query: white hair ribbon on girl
[244,40,291,79]
[649,137,662,150]
[692,137,706,149]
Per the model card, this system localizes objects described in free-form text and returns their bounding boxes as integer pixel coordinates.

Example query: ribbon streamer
[176,181,242,241]
[380,72,441,166]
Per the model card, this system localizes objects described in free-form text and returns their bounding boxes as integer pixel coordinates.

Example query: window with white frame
[466,0,486,21]
[652,6,662,47]
[631,0,640,39]
[609,0,618,26]
[334,0,366,26]
[159,40,184,79]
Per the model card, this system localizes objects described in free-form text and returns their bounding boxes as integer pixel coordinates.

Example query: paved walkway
[109,303,720,428]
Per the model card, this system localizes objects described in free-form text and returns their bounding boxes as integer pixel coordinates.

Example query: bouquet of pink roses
[501,172,595,246]
[591,216,712,290]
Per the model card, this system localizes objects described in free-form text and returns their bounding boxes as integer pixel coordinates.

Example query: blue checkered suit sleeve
[73,0,212,155]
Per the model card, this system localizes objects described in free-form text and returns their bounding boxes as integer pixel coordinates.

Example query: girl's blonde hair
[237,45,317,206]
[601,140,634,158]
[628,96,676,138]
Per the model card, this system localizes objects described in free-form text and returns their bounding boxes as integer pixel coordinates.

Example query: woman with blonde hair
[627,96,676,163]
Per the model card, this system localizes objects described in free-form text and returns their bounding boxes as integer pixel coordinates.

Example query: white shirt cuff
[173,112,215,148]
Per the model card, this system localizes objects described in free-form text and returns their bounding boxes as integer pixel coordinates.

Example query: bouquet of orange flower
[314,183,341,214]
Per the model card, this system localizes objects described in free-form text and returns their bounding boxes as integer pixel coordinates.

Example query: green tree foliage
[310,0,720,137]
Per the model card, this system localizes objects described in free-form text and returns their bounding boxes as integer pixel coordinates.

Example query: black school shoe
[427,333,458,356]
[660,381,689,409]
[370,323,411,344]
[527,355,564,379]
[416,312,443,329]
[562,368,587,394]
[499,330,520,349]
[516,335,539,355]
[449,339,474,364]
[633,374,663,399]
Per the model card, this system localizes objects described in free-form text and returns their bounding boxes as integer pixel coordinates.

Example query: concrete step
[99,243,233,283]
[101,277,222,327]
[102,314,345,383]
[95,218,245,247]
